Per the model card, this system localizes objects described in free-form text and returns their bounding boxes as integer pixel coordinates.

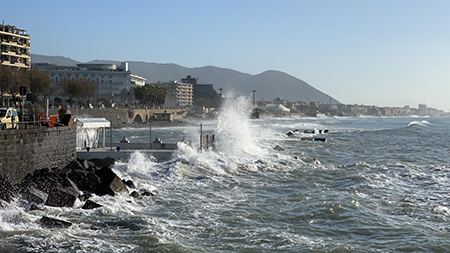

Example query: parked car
[0,107,19,130]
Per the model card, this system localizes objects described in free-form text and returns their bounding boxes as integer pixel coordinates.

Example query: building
[0,22,31,70]
[151,81,193,108]
[33,62,146,103]
[181,75,216,99]
[418,103,427,116]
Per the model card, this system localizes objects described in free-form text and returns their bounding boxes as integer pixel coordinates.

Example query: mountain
[31,55,79,66]
[31,54,340,104]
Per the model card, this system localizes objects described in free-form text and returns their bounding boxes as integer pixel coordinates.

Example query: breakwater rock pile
[0,158,153,228]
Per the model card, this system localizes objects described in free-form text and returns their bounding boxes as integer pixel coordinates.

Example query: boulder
[130,191,141,198]
[274,145,285,151]
[89,158,116,169]
[79,193,93,202]
[122,179,136,189]
[38,216,72,228]
[140,189,154,197]
[29,203,43,211]
[65,160,85,171]
[67,169,100,192]
[45,185,79,208]
[19,184,48,204]
[82,200,102,209]
[0,175,16,202]
[94,167,128,196]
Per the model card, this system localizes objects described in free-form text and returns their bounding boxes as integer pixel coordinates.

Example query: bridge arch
[134,114,143,123]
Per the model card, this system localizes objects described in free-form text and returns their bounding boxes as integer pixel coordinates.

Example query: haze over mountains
[31,54,340,104]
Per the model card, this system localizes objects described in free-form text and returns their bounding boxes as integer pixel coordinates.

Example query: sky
[2,0,450,110]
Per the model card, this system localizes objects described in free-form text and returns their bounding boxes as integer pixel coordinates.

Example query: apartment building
[0,22,31,70]
[151,81,193,108]
[33,62,146,102]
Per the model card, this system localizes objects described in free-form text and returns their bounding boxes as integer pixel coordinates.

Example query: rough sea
[1,96,450,252]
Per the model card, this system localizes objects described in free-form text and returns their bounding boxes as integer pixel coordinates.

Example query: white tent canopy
[76,118,110,150]
[76,118,110,128]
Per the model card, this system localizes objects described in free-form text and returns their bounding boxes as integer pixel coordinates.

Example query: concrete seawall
[0,127,76,185]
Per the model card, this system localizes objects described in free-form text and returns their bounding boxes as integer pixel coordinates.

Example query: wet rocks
[122,179,136,189]
[129,191,141,199]
[94,166,128,196]
[38,216,72,229]
[82,200,102,209]
[0,175,16,202]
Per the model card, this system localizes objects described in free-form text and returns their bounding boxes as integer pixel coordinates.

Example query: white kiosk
[76,118,111,150]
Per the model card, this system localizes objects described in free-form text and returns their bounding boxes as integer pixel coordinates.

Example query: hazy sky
[3,0,450,110]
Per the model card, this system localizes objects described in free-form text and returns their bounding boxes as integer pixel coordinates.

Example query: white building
[151,81,193,108]
[33,62,146,103]
[0,22,31,71]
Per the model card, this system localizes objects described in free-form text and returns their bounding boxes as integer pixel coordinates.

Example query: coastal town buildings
[181,75,216,99]
[150,81,193,108]
[33,62,146,103]
[0,22,31,71]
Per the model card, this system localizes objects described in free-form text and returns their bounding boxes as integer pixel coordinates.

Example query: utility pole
[252,90,256,106]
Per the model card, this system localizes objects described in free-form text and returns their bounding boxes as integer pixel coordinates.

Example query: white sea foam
[408,120,431,127]
[216,95,267,157]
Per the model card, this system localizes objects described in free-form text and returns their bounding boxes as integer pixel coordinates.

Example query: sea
[1,96,450,252]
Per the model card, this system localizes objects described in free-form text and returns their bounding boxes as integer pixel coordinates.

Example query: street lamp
[252,90,256,106]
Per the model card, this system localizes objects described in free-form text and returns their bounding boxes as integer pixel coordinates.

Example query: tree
[63,78,96,106]
[75,78,96,106]
[132,84,167,108]
[27,68,52,105]
[0,67,14,98]
[0,67,29,107]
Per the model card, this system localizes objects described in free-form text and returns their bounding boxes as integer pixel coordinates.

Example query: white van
[0,108,19,130]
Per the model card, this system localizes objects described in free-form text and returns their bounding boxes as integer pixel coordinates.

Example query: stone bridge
[127,108,187,123]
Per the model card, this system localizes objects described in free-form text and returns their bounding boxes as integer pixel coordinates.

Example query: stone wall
[0,127,76,185]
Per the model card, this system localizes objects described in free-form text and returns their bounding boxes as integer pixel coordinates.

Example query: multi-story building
[181,75,217,99]
[151,81,193,108]
[0,22,31,70]
[33,62,146,103]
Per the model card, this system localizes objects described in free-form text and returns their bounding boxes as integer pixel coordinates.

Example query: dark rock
[79,193,93,202]
[140,189,154,197]
[274,145,285,151]
[45,185,79,208]
[130,191,141,198]
[20,184,48,204]
[94,167,128,196]
[122,179,136,189]
[65,160,86,171]
[29,203,43,211]
[82,200,102,209]
[89,158,116,170]
[0,175,16,202]
[38,216,72,228]
[67,169,100,192]
[286,131,294,136]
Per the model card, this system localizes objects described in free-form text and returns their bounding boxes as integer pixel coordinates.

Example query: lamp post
[252,90,256,106]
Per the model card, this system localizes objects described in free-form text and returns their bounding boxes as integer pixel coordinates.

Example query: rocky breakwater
[0,158,153,228]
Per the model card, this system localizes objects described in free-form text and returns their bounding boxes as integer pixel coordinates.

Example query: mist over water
[1,98,450,252]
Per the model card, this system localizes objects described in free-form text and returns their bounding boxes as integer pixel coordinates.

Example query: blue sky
[3,0,450,110]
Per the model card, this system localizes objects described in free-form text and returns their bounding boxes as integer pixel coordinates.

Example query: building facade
[181,75,216,99]
[151,81,193,108]
[33,62,146,103]
[0,22,31,70]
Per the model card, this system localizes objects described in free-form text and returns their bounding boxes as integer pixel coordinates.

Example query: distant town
[0,22,447,118]
[255,98,447,118]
